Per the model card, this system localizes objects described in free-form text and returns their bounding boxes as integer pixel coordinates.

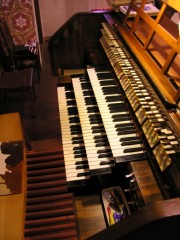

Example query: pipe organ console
[54,0,180,238]
[1,1,180,239]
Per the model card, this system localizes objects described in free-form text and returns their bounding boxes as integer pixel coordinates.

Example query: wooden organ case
[49,0,180,239]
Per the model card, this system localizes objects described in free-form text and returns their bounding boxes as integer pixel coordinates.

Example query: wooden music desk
[0,112,26,240]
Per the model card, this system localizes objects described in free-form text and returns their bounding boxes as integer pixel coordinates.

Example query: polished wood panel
[0,112,26,240]
[88,197,180,240]
[75,194,106,240]
[129,160,163,203]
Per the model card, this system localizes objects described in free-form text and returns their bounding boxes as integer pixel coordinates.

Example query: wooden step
[27,185,68,197]
[27,166,66,176]
[26,148,63,158]
[24,229,78,240]
[27,154,64,164]
[27,179,67,190]
[26,192,74,205]
[25,215,76,228]
[26,206,75,220]
[26,198,74,213]
[27,172,66,183]
[25,221,77,236]
[27,159,64,170]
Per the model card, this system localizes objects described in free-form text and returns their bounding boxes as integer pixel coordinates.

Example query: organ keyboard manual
[50,0,180,238]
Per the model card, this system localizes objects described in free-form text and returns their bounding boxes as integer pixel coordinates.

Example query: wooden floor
[75,194,106,240]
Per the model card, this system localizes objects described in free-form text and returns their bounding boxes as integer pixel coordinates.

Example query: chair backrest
[0,27,9,57]
[0,64,4,80]
[0,21,15,71]
[0,30,14,71]
[0,18,14,47]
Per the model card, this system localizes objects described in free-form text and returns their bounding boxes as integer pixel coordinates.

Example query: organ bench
[0,112,26,240]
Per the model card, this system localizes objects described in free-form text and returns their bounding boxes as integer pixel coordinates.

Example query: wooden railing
[121,0,180,105]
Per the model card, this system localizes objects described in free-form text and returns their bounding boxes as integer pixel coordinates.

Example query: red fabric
[0,0,37,45]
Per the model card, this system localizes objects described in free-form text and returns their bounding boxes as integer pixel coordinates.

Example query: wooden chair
[0,18,41,81]
[0,65,35,117]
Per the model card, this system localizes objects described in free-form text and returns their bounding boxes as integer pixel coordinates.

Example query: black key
[66,92,75,99]
[115,124,134,130]
[123,147,143,153]
[65,84,73,91]
[94,137,108,143]
[76,164,89,170]
[102,86,118,95]
[85,97,97,105]
[106,95,123,102]
[70,124,81,129]
[83,90,94,96]
[74,149,86,154]
[91,125,105,131]
[87,106,99,113]
[92,125,104,130]
[112,116,130,122]
[67,99,76,106]
[71,130,82,135]
[73,146,86,151]
[74,153,87,158]
[121,140,140,146]
[89,113,101,119]
[117,130,135,135]
[97,148,111,154]
[95,142,110,147]
[75,160,88,165]
[90,119,102,124]
[70,127,80,134]
[112,114,130,119]
[72,139,84,144]
[72,137,84,144]
[108,103,125,109]
[68,107,78,115]
[72,136,83,141]
[100,80,115,86]
[115,153,146,163]
[77,172,90,177]
[98,153,113,158]
[115,123,133,128]
[92,128,105,134]
[94,134,107,140]
[89,114,102,123]
[69,116,80,123]
[81,82,92,90]
[120,136,138,142]
[108,103,126,113]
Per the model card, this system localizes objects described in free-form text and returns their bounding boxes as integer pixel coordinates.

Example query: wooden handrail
[119,0,180,105]
[88,198,180,240]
